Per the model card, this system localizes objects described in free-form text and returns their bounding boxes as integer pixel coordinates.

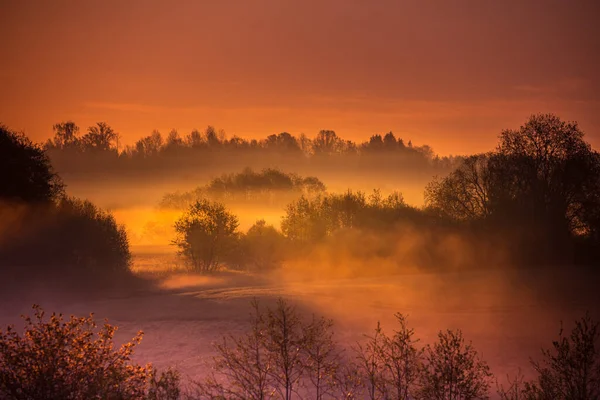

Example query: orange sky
[1,0,599,155]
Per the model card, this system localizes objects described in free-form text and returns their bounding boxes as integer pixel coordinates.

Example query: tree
[195,299,273,399]
[383,132,397,149]
[424,155,492,222]
[172,199,239,272]
[0,124,64,203]
[49,121,80,149]
[0,305,150,399]
[380,314,423,400]
[240,220,287,271]
[263,132,302,153]
[302,315,340,400]
[265,299,306,400]
[354,314,422,400]
[194,298,342,400]
[419,329,492,400]
[81,122,118,152]
[523,314,600,399]
[497,113,600,240]
[313,130,344,156]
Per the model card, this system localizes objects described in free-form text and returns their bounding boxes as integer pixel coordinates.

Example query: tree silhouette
[0,124,64,203]
[172,199,239,272]
[81,122,118,152]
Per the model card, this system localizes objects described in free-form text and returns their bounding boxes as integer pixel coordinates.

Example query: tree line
[43,122,459,178]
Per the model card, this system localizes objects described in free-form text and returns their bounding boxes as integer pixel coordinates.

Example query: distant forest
[43,122,460,179]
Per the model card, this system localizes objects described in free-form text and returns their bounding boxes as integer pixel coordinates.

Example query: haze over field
[1,1,600,399]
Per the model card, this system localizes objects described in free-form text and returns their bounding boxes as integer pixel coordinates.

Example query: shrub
[0,197,132,281]
[0,305,150,399]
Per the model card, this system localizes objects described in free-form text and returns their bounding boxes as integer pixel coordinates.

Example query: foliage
[281,190,417,244]
[0,305,150,399]
[419,329,492,400]
[159,168,326,209]
[0,197,132,277]
[0,124,64,203]
[237,220,287,271]
[425,114,600,263]
[172,199,239,272]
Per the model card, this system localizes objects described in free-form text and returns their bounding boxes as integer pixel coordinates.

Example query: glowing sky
[1,0,598,155]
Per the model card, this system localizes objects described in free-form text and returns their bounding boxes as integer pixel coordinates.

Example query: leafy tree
[172,199,239,272]
[0,124,64,203]
[313,130,345,156]
[81,122,118,152]
[48,121,80,149]
[263,132,302,153]
[383,132,397,149]
[419,329,492,400]
[240,220,287,271]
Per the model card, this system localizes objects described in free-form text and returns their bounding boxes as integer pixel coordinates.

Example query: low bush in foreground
[0,305,178,400]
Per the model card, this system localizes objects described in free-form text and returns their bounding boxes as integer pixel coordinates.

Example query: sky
[1,0,599,155]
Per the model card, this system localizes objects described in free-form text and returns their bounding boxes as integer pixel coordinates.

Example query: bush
[0,305,153,399]
[172,199,239,272]
[0,197,132,281]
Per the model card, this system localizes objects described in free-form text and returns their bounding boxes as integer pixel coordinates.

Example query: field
[2,245,598,392]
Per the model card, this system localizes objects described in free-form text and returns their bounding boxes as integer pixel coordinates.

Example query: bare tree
[355,322,387,400]
[524,313,600,399]
[418,329,492,400]
[302,315,340,400]
[194,299,273,400]
[265,299,306,400]
[380,313,423,400]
